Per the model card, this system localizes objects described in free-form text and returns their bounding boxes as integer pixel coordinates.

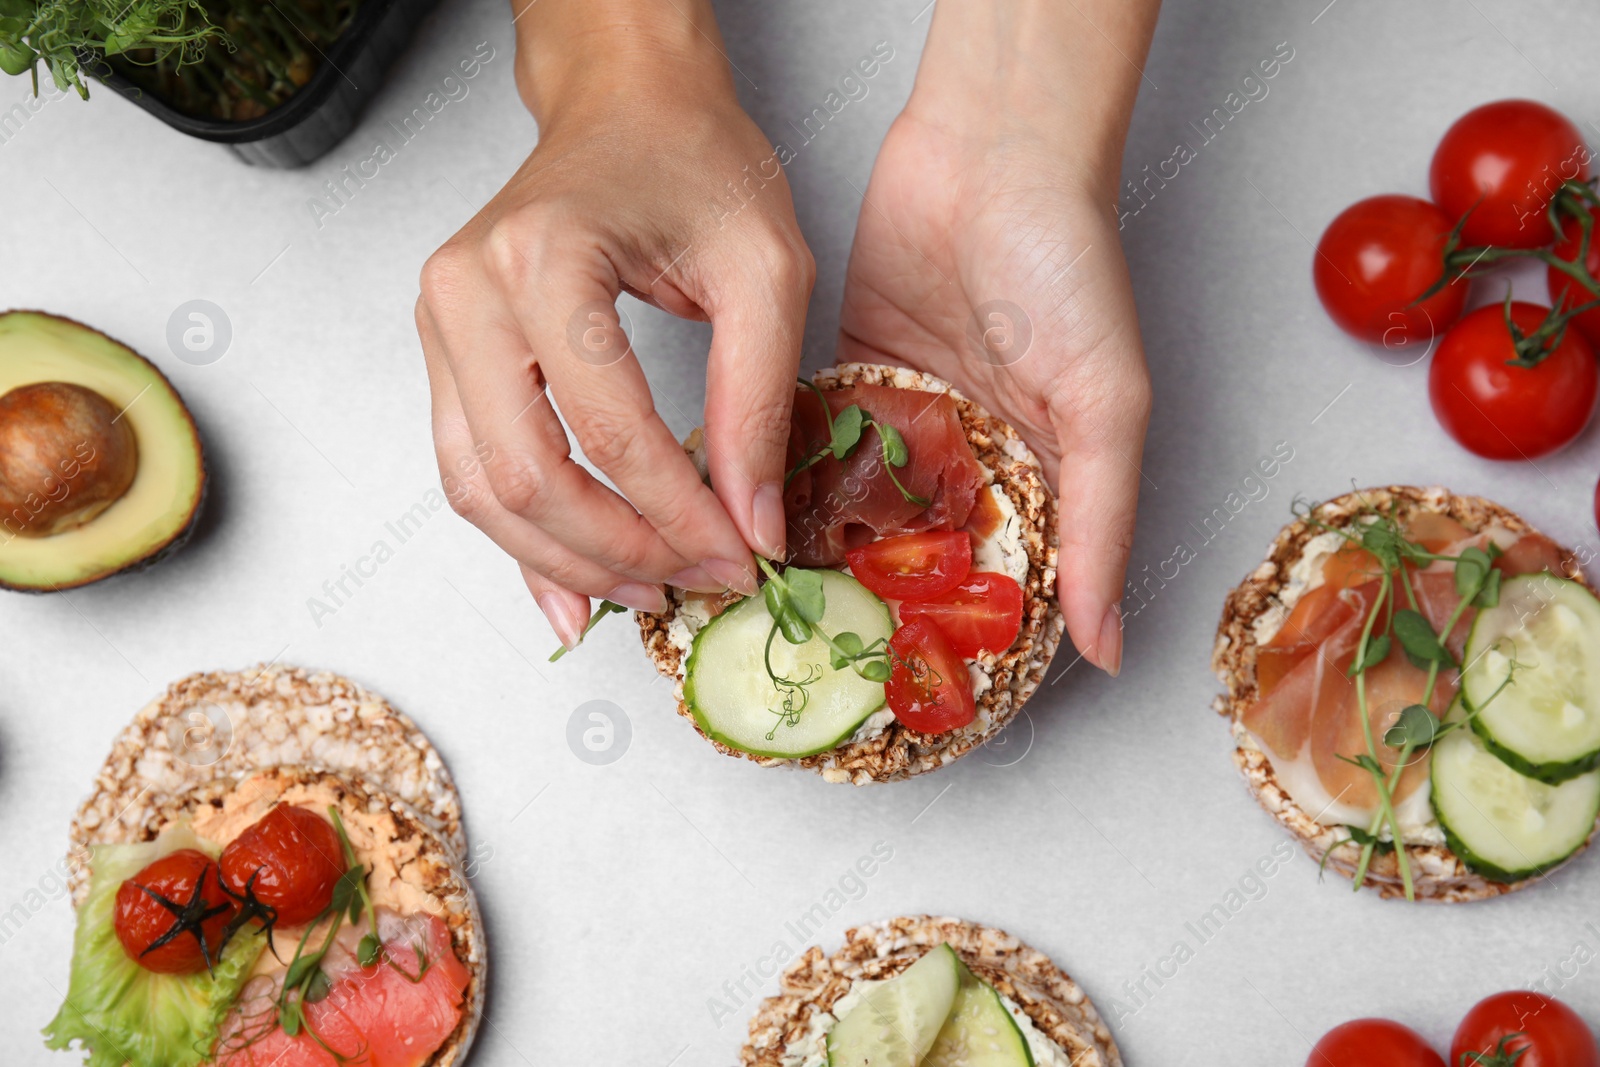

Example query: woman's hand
[417,1,813,648]
[838,0,1160,676]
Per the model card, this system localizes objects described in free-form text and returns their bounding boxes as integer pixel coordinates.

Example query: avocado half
[0,311,206,592]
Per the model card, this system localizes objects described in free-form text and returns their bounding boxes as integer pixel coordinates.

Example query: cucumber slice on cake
[1432,702,1600,883]
[924,961,1035,1067]
[828,943,961,1067]
[1462,574,1600,784]
[685,569,893,759]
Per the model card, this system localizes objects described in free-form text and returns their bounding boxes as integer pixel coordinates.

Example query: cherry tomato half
[1306,1018,1444,1067]
[1314,195,1467,346]
[846,530,972,602]
[1451,991,1599,1067]
[1548,205,1600,347]
[219,803,347,926]
[898,572,1024,658]
[1430,99,1590,248]
[1428,302,1597,459]
[114,849,237,974]
[886,618,975,734]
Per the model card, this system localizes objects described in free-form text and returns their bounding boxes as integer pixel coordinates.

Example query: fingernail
[538,592,585,650]
[666,565,725,593]
[753,482,787,560]
[607,581,668,613]
[1098,603,1124,678]
[703,557,758,596]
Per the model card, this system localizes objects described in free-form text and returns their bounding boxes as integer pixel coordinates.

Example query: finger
[700,233,815,561]
[492,239,763,594]
[420,299,703,610]
[1049,355,1152,678]
[519,564,591,651]
[423,241,696,589]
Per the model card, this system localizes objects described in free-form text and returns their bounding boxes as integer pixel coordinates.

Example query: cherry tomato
[1428,302,1597,459]
[898,572,1024,657]
[219,804,347,926]
[1451,991,1598,1067]
[1314,195,1467,346]
[885,618,975,733]
[114,849,237,974]
[845,531,972,601]
[1430,99,1590,248]
[1547,205,1600,347]
[1307,1019,1445,1067]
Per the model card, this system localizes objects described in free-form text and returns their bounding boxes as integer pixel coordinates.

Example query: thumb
[700,243,815,562]
[1050,358,1152,677]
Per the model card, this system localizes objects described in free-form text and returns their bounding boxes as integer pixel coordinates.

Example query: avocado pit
[0,381,139,538]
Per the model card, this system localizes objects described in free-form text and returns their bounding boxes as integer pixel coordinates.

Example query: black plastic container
[93,0,437,168]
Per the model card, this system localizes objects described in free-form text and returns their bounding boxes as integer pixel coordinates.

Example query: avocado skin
[0,310,208,593]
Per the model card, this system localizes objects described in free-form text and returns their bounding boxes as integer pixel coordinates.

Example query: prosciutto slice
[1241,517,1568,826]
[784,384,984,567]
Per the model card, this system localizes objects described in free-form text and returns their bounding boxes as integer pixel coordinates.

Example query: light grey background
[4,0,1600,1064]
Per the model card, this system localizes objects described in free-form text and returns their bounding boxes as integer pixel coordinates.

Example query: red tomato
[885,618,975,733]
[1430,99,1590,248]
[114,849,237,974]
[219,803,347,926]
[1428,302,1597,459]
[1307,1019,1445,1067]
[898,572,1024,657]
[1314,195,1467,346]
[846,531,972,601]
[1451,991,1598,1067]
[1548,205,1600,347]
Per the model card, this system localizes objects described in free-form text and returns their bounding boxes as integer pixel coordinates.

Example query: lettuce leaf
[43,826,263,1067]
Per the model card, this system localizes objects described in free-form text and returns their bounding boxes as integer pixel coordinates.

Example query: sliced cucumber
[924,961,1035,1067]
[828,943,961,1067]
[1432,702,1600,883]
[1462,573,1600,783]
[684,569,893,758]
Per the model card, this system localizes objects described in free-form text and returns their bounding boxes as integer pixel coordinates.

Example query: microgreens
[548,600,626,662]
[755,557,893,737]
[1294,497,1518,900]
[1415,178,1600,366]
[787,378,929,507]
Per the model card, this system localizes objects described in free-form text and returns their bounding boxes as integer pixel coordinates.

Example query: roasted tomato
[1313,195,1467,347]
[846,531,972,602]
[1427,302,1597,459]
[1429,99,1590,248]
[898,572,1024,657]
[1451,991,1599,1067]
[886,618,976,733]
[1548,205,1600,347]
[114,849,237,974]
[1307,1019,1445,1067]
[219,804,347,927]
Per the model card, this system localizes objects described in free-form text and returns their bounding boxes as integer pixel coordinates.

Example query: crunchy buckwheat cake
[638,363,1064,784]
[1212,485,1593,903]
[77,765,484,1067]
[742,915,1120,1067]
[69,664,464,900]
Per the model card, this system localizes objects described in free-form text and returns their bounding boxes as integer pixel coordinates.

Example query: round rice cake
[69,663,464,900]
[76,765,484,1067]
[742,915,1120,1066]
[638,363,1065,784]
[1211,484,1594,903]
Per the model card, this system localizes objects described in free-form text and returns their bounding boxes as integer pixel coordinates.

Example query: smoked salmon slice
[214,911,469,1067]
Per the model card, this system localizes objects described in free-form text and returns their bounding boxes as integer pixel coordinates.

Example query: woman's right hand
[417,2,814,649]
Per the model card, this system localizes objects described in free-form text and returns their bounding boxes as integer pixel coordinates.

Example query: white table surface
[5,0,1600,1063]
